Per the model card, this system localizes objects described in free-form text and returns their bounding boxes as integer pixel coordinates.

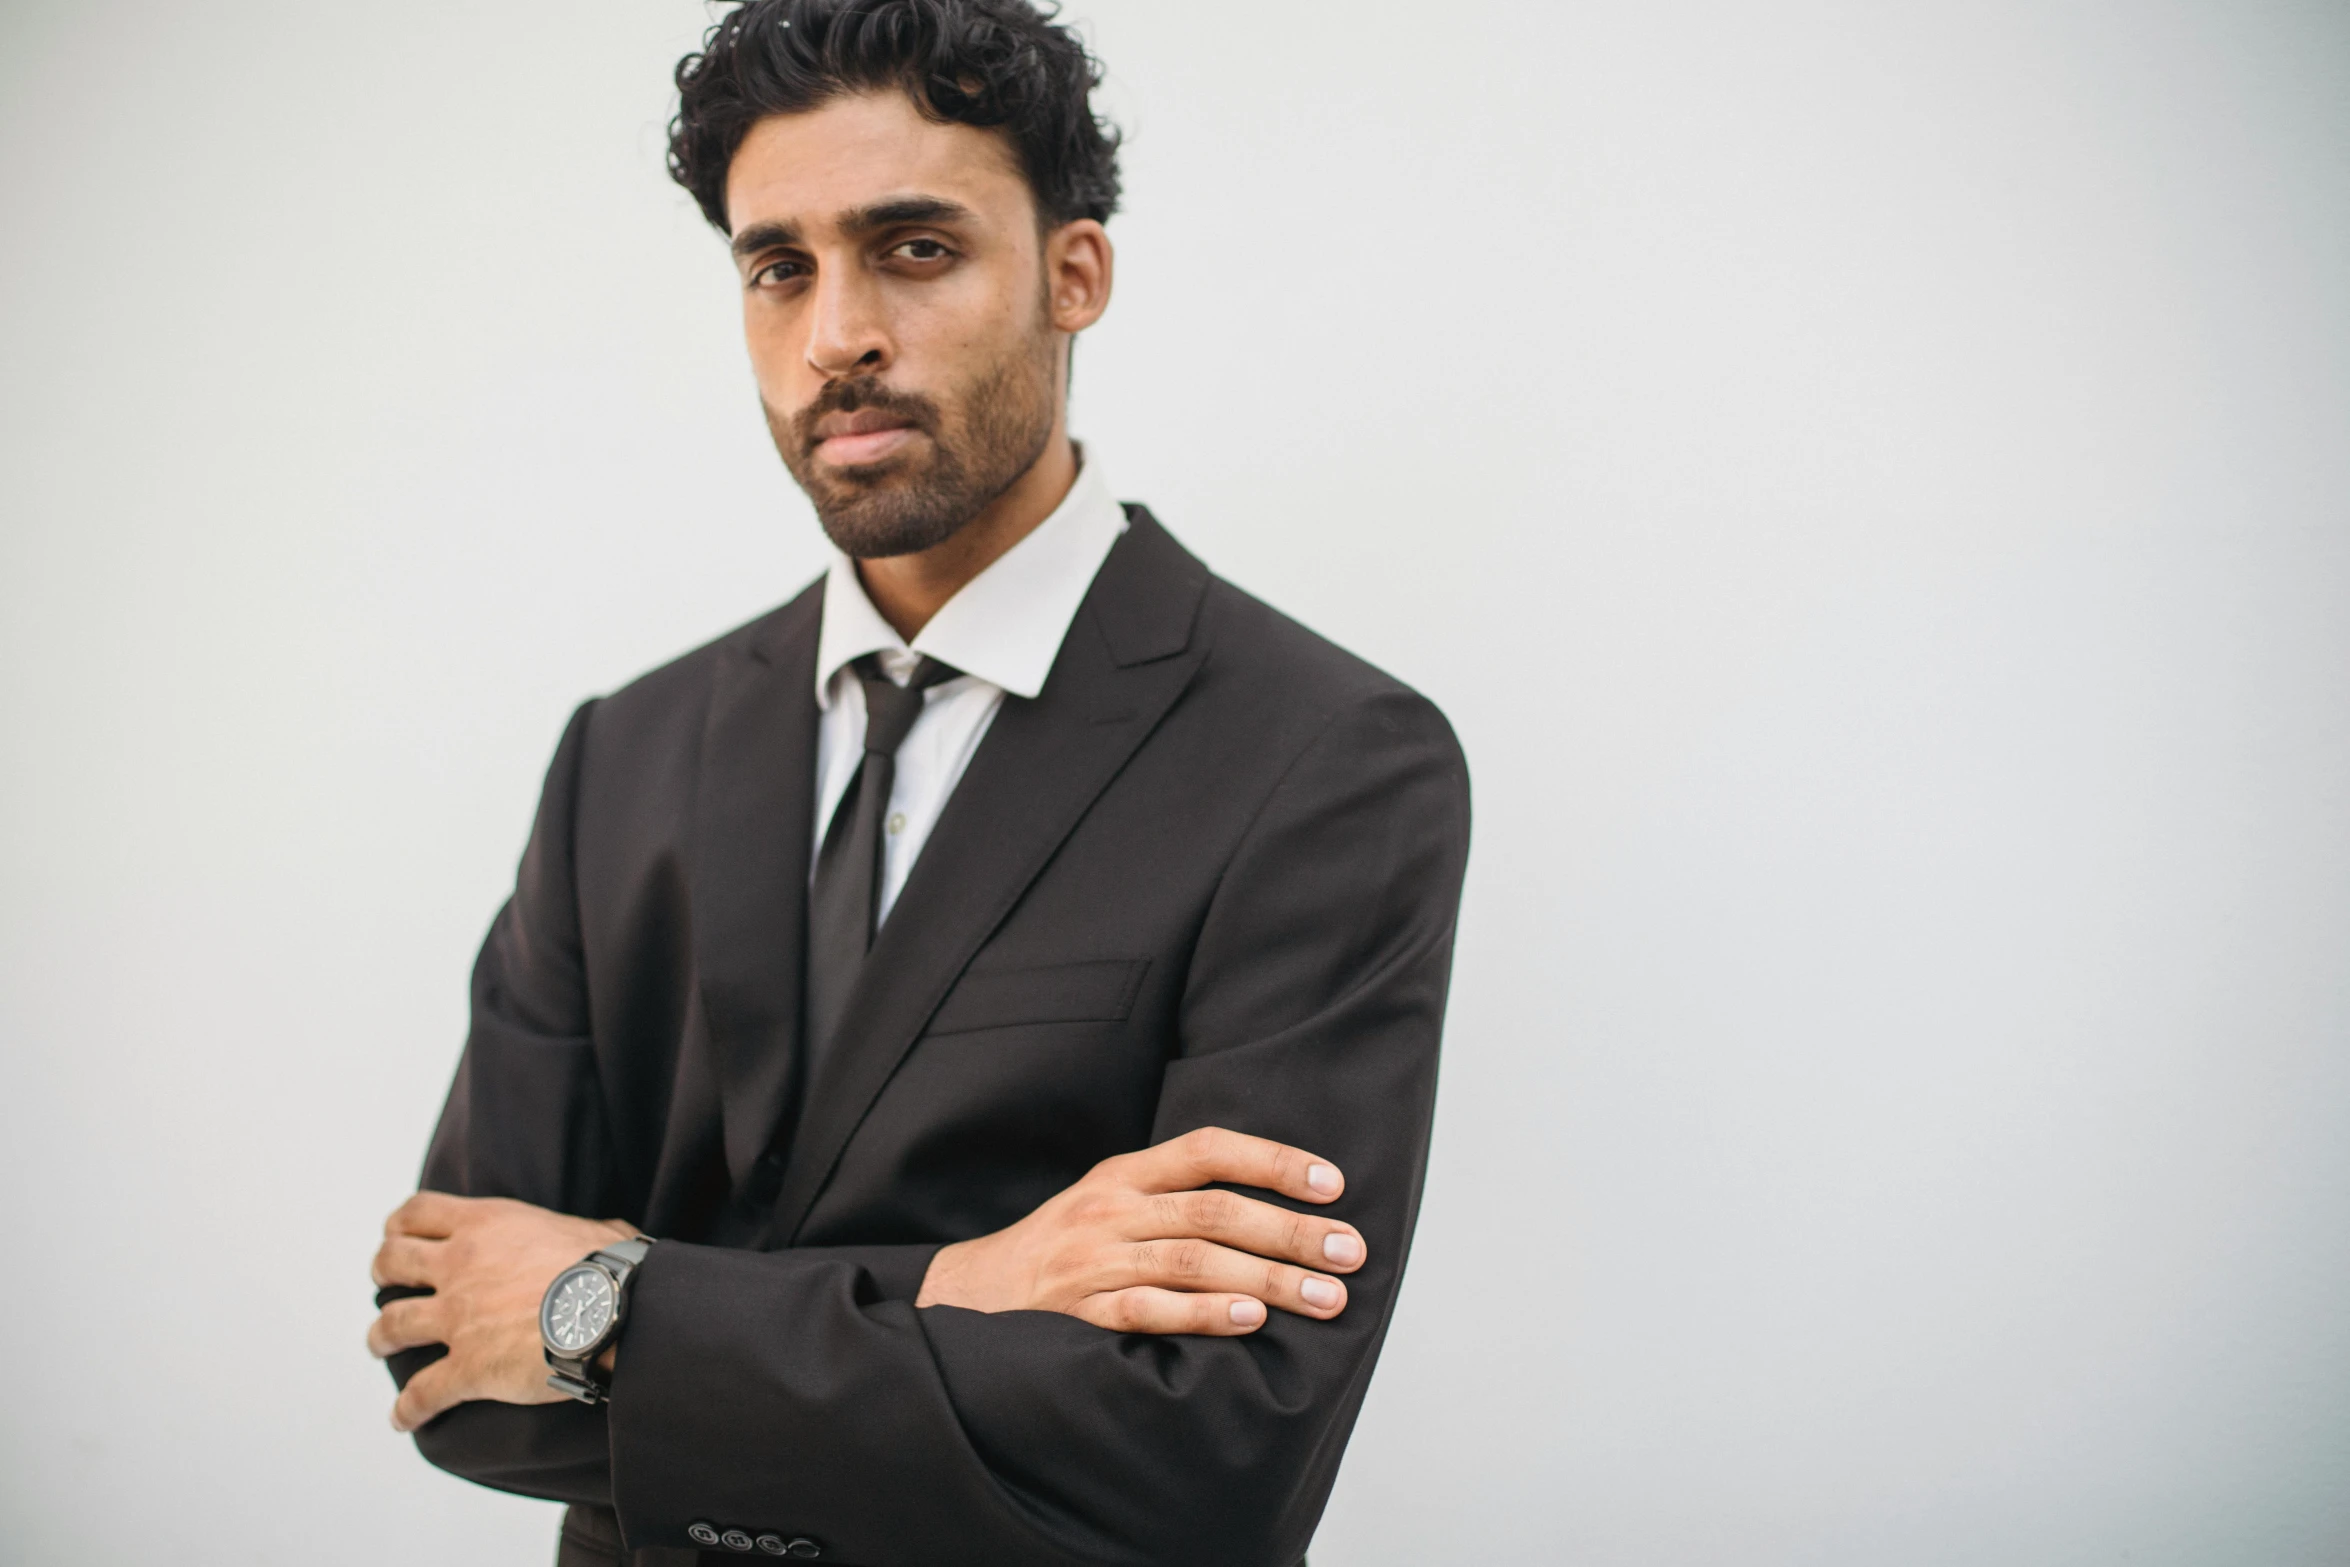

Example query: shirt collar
[813,447,1130,708]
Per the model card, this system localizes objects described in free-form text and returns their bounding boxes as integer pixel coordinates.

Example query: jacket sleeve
[379,698,612,1503]
[605,686,1472,1566]
[387,701,943,1505]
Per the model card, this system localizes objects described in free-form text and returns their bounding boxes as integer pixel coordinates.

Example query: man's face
[726,92,1065,559]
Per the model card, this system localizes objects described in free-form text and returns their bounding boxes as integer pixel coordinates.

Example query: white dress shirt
[811,451,1129,924]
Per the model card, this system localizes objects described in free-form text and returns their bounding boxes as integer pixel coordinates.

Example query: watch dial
[543,1266,615,1354]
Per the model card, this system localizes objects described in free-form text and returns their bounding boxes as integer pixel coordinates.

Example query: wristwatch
[540,1236,653,1403]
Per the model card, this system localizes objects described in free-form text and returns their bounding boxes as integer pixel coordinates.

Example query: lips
[811,407,922,467]
[817,428,919,466]
[814,408,911,440]
[792,380,942,473]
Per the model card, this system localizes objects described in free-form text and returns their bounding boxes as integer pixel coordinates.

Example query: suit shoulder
[1186,575,1470,866]
[1198,574,1457,744]
[587,580,821,735]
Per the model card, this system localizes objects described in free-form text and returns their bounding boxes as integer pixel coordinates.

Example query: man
[366,2,1470,1563]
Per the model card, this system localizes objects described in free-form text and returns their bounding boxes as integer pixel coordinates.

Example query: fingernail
[1306,1163,1341,1194]
[1322,1232,1363,1266]
[1229,1298,1266,1327]
[1300,1276,1342,1309]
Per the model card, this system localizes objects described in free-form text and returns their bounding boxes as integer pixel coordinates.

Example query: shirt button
[755,1537,790,1557]
[687,1523,721,1547]
[720,1529,755,1552]
[886,812,907,836]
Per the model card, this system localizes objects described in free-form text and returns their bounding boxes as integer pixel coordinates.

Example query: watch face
[541,1264,616,1355]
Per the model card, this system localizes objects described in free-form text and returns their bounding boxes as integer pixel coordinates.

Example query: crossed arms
[370,1126,1368,1426]
[368,684,1470,1565]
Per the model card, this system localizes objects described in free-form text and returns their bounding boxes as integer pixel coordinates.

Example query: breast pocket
[927,957,1151,1037]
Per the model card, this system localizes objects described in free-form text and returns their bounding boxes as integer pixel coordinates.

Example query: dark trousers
[555,1504,1308,1567]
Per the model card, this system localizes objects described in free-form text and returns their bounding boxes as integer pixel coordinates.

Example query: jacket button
[720,1529,755,1552]
[787,1541,822,1559]
[755,1536,790,1556]
[686,1522,721,1547]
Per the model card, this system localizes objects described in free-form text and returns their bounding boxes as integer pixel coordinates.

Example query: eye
[892,237,952,262]
[751,258,807,287]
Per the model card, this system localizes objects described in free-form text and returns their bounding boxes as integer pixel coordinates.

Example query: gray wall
[3,2,2345,1561]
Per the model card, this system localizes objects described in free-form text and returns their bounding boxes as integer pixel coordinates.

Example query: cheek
[896,273,1032,369]
[741,302,813,400]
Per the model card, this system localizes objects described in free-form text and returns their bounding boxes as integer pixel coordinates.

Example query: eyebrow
[837,195,975,235]
[729,195,977,260]
[730,219,802,260]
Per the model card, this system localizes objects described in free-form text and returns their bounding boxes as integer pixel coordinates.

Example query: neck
[855,425,1077,642]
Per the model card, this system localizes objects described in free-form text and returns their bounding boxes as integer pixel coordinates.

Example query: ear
[1044,219,1114,335]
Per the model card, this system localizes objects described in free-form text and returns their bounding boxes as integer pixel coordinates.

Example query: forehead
[724,90,1035,238]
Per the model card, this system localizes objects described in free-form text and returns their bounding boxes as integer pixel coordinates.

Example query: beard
[765,326,1059,560]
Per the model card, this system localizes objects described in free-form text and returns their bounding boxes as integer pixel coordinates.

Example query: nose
[805,266,892,379]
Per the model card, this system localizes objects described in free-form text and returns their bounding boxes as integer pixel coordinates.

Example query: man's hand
[367,1192,639,1433]
[914,1127,1366,1335]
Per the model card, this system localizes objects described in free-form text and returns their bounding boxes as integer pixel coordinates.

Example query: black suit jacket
[390,509,1471,1566]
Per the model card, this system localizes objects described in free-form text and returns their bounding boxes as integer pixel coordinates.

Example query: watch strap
[594,1236,652,1275]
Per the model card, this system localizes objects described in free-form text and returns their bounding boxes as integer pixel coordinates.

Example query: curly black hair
[668,0,1122,234]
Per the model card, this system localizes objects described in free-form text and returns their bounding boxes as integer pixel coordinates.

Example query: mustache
[789,377,943,456]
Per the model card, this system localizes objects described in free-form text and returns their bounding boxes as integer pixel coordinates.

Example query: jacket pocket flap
[929,958,1150,1036]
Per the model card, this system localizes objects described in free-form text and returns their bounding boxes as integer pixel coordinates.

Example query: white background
[4,2,2347,1562]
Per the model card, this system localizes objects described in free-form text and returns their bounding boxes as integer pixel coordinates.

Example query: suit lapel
[772,508,1211,1242]
[691,582,824,1195]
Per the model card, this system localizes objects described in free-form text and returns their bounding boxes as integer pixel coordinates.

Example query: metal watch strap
[596,1236,653,1274]
[545,1237,653,1403]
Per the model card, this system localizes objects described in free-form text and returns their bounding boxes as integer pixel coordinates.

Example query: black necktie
[805,653,961,1085]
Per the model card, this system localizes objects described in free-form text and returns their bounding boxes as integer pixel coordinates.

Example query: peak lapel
[772,509,1211,1241]
[691,583,824,1195]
